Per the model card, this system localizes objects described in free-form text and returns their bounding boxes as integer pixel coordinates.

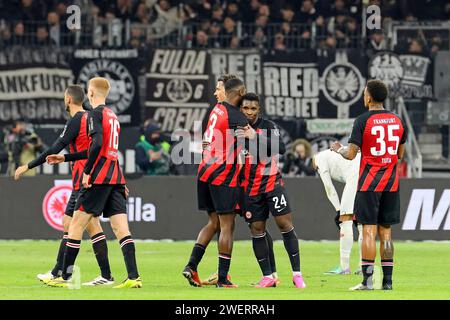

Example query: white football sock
[358,223,363,269]
[340,221,353,271]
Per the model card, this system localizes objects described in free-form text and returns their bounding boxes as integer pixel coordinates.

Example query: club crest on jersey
[42,181,73,231]
[78,59,135,114]
[245,211,252,219]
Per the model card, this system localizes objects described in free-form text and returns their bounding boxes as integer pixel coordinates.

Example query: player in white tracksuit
[312,149,362,275]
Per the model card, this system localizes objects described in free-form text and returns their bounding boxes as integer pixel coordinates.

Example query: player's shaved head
[89,77,111,98]
[65,85,85,105]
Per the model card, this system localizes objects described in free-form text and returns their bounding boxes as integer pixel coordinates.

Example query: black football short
[197,180,239,214]
[235,186,246,217]
[244,186,292,223]
[355,191,400,225]
[64,190,80,217]
[75,184,127,218]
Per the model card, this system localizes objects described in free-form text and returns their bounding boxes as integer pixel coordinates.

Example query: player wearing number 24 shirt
[238,93,306,289]
[331,80,407,291]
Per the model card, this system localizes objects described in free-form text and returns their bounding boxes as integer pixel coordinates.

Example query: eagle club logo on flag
[42,180,73,231]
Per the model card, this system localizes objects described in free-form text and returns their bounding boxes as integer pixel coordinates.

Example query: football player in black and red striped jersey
[237,93,306,289]
[184,78,248,288]
[46,77,141,289]
[184,75,278,287]
[183,74,237,287]
[331,80,407,290]
[14,85,113,286]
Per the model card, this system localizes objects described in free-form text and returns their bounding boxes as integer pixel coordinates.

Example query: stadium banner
[209,48,263,101]
[144,49,211,132]
[71,48,142,126]
[0,47,73,125]
[368,51,434,100]
[1,176,449,241]
[208,48,304,150]
[306,119,354,135]
[263,49,367,120]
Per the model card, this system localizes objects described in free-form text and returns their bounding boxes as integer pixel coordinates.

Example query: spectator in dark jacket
[282,138,316,177]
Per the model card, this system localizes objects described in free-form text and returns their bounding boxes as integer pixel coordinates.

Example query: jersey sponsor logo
[78,59,135,115]
[402,189,450,230]
[42,180,73,231]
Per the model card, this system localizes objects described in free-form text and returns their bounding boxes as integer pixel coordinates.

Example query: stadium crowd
[0,0,449,176]
[0,0,449,50]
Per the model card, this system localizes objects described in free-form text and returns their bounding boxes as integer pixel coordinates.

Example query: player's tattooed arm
[331,141,359,160]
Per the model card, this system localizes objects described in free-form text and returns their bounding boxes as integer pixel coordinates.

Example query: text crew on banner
[145,49,211,133]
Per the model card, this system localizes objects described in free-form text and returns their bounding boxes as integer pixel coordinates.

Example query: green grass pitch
[1,240,449,300]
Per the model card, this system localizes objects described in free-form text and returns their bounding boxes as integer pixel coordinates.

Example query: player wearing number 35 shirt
[331,80,407,291]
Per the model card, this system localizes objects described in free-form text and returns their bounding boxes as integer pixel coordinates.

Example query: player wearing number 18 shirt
[331,80,407,291]
[47,77,141,289]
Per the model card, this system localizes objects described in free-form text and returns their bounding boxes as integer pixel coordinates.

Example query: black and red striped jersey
[84,105,126,185]
[69,113,89,190]
[198,102,248,187]
[27,111,89,191]
[240,117,286,196]
[349,110,407,192]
